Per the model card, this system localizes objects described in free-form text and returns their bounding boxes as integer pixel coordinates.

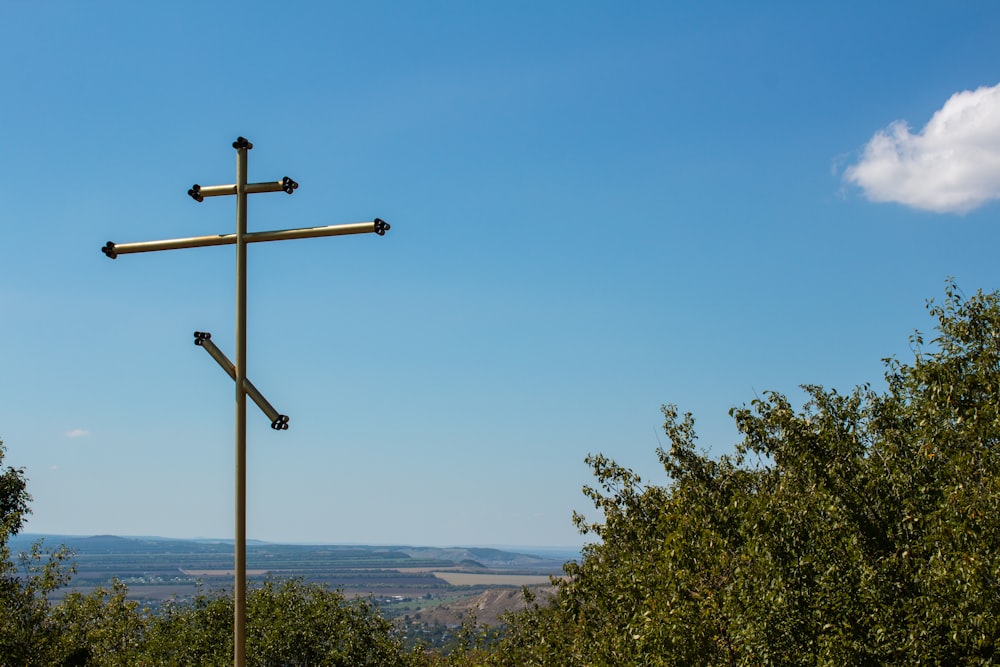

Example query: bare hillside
[412,586,557,627]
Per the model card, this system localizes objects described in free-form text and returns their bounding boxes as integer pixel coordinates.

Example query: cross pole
[101,137,390,667]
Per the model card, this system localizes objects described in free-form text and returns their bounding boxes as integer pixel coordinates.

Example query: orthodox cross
[101,136,390,667]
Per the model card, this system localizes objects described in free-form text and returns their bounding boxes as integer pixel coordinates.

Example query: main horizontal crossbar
[102,219,389,258]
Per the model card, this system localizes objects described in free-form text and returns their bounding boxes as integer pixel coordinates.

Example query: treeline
[4,283,1000,665]
[1,530,427,665]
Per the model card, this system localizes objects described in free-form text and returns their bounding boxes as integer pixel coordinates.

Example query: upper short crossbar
[188,177,298,201]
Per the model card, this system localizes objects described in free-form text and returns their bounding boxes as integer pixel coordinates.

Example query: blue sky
[2,2,1000,548]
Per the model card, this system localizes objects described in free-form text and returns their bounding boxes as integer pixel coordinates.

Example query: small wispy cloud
[65,429,90,438]
[843,82,1000,214]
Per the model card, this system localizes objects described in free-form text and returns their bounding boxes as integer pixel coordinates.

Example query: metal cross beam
[101,137,390,667]
[194,331,289,431]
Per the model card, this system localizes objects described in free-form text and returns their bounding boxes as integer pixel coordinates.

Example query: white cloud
[65,429,90,438]
[844,82,1000,214]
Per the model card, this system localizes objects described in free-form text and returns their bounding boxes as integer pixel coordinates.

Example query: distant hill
[11,534,247,555]
[10,535,578,564]
[398,546,556,569]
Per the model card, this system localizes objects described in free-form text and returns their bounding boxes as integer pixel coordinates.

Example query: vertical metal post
[234,143,249,667]
[100,137,391,667]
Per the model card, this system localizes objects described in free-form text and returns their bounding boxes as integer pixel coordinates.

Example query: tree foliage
[485,283,1000,666]
[138,579,414,666]
[0,440,77,666]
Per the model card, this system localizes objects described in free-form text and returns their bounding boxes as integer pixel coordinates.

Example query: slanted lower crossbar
[194,331,289,430]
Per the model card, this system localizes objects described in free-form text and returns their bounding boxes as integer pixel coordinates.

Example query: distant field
[395,566,458,573]
[10,535,570,610]
[431,572,556,586]
[181,569,268,577]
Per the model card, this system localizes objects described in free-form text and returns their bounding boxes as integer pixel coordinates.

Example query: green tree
[0,440,30,547]
[49,580,148,666]
[0,439,77,667]
[139,578,419,666]
[487,282,1000,666]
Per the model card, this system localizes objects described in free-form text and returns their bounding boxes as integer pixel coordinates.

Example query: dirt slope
[414,586,557,626]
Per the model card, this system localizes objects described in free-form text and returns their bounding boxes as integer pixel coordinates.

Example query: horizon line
[13,532,586,552]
